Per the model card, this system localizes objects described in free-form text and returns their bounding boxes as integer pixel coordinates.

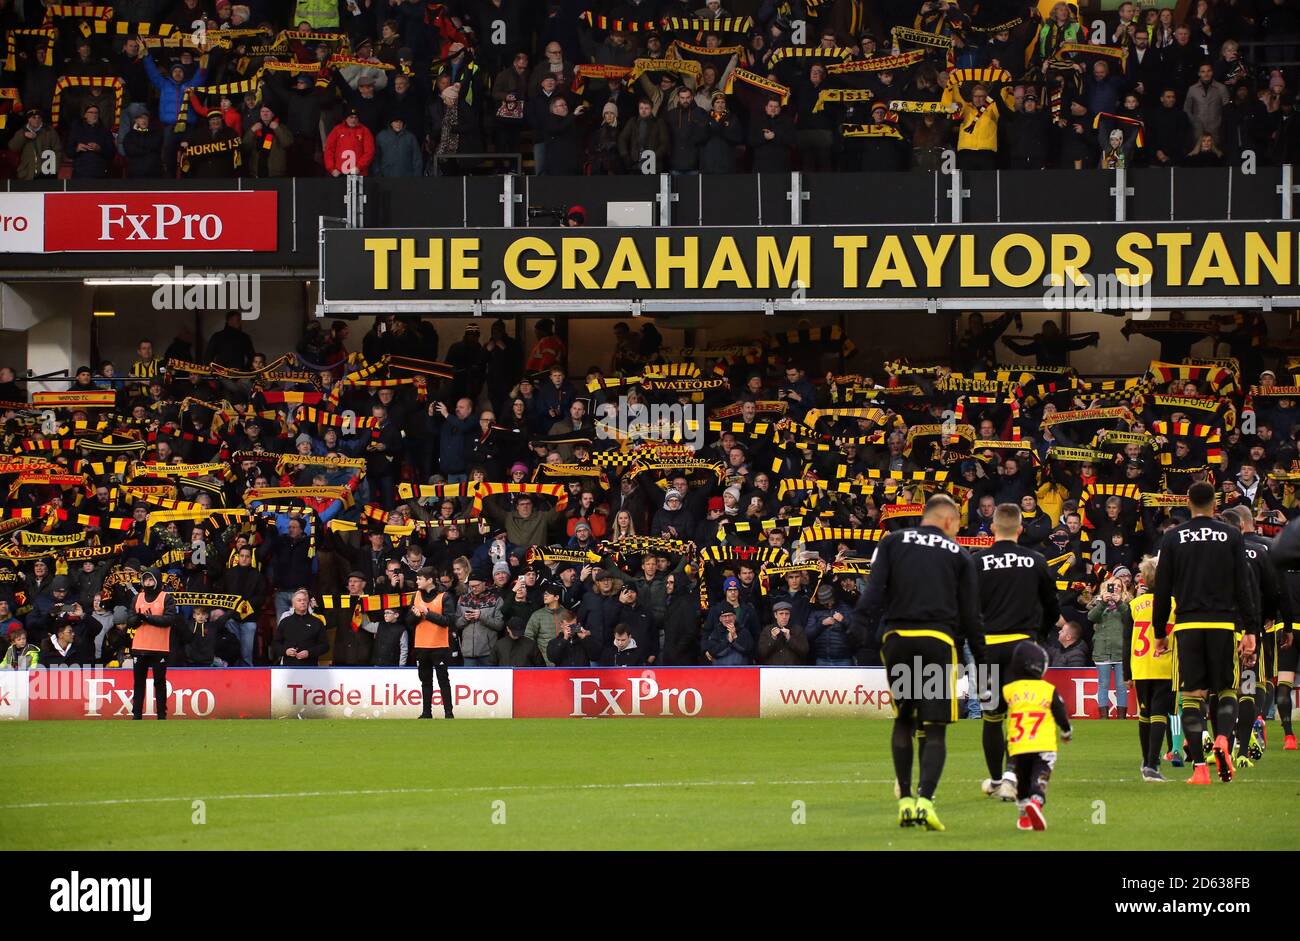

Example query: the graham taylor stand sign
[319,222,1300,313]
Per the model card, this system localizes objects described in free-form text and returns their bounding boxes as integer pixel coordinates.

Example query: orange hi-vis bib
[412,591,449,650]
[132,590,171,653]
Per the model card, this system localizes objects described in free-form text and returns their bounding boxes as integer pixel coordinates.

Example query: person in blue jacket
[142,49,207,175]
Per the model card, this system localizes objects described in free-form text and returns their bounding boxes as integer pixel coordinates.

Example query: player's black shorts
[977,637,1024,715]
[1278,631,1298,674]
[882,630,958,725]
[1260,631,1278,683]
[1133,678,1174,720]
[1173,628,1238,694]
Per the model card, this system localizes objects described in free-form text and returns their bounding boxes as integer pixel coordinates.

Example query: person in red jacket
[324,107,375,176]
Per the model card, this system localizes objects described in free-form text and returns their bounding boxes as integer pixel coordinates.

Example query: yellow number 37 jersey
[1129,594,1175,681]
[1002,679,1059,756]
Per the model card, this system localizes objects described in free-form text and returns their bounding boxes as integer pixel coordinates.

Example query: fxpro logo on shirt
[49,871,152,922]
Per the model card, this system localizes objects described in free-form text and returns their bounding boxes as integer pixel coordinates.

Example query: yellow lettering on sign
[561,238,601,290]
[1155,232,1194,286]
[656,236,699,290]
[449,238,479,290]
[834,234,869,288]
[756,235,810,290]
[504,237,556,291]
[1114,232,1153,288]
[702,237,752,289]
[603,238,652,289]
[1050,233,1090,286]
[912,234,954,288]
[866,235,916,288]
[1244,231,1290,287]
[1188,232,1240,286]
[400,238,441,291]
[364,237,398,290]
[960,233,989,288]
[989,233,1044,289]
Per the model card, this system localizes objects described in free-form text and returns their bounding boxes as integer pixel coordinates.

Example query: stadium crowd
[2,0,1300,180]
[0,308,1294,721]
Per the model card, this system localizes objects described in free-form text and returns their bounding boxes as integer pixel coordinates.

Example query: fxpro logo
[570,674,703,716]
[50,871,152,922]
[84,677,217,717]
[100,202,223,242]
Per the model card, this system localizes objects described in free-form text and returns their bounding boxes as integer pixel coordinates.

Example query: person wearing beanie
[128,567,180,720]
[1002,641,1072,831]
[489,615,546,667]
[526,581,570,664]
[456,568,504,667]
[590,99,624,174]
[806,581,856,666]
[705,605,754,665]
[405,567,459,718]
[0,626,38,670]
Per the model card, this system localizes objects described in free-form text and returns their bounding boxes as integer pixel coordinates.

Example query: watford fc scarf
[661,16,754,33]
[603,537,693,559]
[5,29,57,71]
[145,508,250,538]
[812,88,874,112]
[768,46,854,67]
[170,592,254,619]
[131,461,235,481]
[829,51,925,73]
[890,99,956,114]
[17,530,86,547]
[179,135,242,175]
[92,20,176,37]
[1054,41,1127,71]
[627,57,701,85]
[243,486,352,507]
[579,11,657,31]
[526,546,604,566]
[572,64,632,95]
[50,76,123,129]
[892,26,955,51]
[43,4,113,24]
[32,391,116,409]
[721,68,790,104]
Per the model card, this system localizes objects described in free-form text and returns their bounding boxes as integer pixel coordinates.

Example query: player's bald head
[1222,504,1253,531]
[922,493,960,535]
[992,503,1022,539]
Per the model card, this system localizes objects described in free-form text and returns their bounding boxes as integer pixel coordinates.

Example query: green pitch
[2,720,1296,850]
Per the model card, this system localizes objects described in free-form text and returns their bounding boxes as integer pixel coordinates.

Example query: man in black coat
[1144,87,1193,167]
[598,623,650,666]
[665,86,709,173]
[123,111,164,178]
[612,584,658,663]
[749,98,795,172]
[270,590,330,665]
[205,311,255,371]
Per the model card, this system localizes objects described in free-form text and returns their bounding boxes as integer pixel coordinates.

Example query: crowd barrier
[1,666,1256,721]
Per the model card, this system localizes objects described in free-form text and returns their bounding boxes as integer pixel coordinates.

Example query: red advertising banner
[1047,668,1112,719]
[38,191,278,252]
[512,667,760,718]
[27,667,270,720]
